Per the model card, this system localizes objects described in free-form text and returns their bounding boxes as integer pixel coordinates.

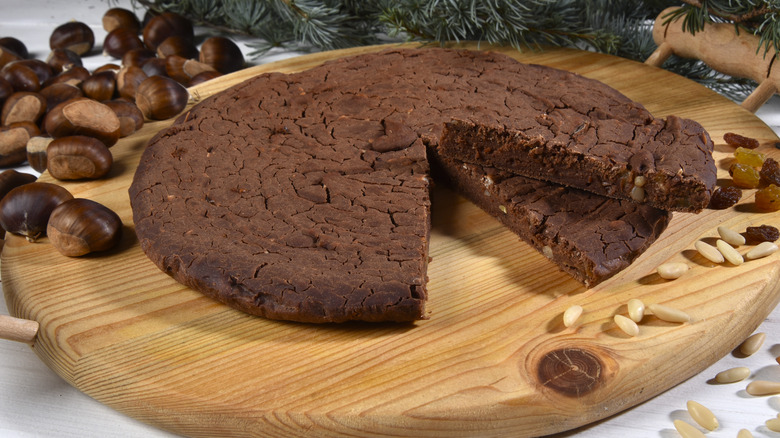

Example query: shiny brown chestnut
[40,82,84,110]
[104,100,144,137]
[1,91,47,125]
[142,12,193,51]
[188,70,222,87]
[102,8,141,33]
[44,97,121,147]
[121,48,156,68]
[26,136,53,173]
[0,182,73,242]
[165,55,215,86]
[141,57,167,78]
[0,37,29,59]
[135,76,189,120]
[199,36,244,74]
[0,46,22,70]
[1,61,41,92]
[50,21,95,56]
[0,76,14,106]
[0,169,36,201]
[47,198,122,257]
[46,48,83,73]
[46,135,113,180]
[42,65,90,87]
[116,65,147,100]
[80,70,117,101]
[0,122,37,167]
[157,36,198,60]
[103,27,145,59]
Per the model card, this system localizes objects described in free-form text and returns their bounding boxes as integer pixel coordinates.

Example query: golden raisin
[724,132,760,149]
[708,186,742,209]
[730,163,761,188]
[744,224,780,243]
[755,184,780,211]
[734,147,766,168]
[760,157,780,186]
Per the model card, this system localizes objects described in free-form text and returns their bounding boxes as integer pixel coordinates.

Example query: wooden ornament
[646,6,778,113]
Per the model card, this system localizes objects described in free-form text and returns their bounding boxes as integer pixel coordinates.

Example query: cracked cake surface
[130,48,684,323]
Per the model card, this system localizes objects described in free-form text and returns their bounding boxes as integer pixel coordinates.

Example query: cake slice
[438,114,716,212]
[430,150,673,286]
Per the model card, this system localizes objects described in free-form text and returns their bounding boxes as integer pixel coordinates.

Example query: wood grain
[2,43,780,438]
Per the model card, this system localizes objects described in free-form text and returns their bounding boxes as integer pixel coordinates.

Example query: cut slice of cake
[430,151,672,287]
[437,114,716,212]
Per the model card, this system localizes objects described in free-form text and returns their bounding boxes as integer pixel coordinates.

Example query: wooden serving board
[3,43,780,438]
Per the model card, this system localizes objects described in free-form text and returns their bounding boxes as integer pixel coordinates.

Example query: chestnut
[140,57,168,78]
[46,135,113,180]
[1,61,41,92]
[26,136,53,173]
[121,48,156,68]
[1,91,47,125]
[0,181,73,242]
[156,36,198,60]
[0,122,36,167]
[40,82,84,110]
[104,100,144,137]
[42,65,90,87]
[47,198,122,257]
[116,65,147,100]
[142,12,193,51]
[49,21,95,56]
[15,59,54,85]
[0,76,13,106]
[0,169,36,201]
[135,76,189,120]
[0,46,22,70]
[165,55,215,86]
[44,97,120,147]
[103,27,145,59]
[188,70,222,87]
[102,8,141,33]
[199,37,244,74]
[46,48,83,73]
[80,70,117,101]
[0,37,29,59]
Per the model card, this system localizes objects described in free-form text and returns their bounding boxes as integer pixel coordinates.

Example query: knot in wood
[536,348,604,397]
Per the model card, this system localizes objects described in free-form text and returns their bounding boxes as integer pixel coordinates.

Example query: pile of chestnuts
[0,7,247,257]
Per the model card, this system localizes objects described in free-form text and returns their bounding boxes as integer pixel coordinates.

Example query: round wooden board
[3,43,780,438]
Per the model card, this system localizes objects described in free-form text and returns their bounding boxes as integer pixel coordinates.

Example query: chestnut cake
[130,48,693,323]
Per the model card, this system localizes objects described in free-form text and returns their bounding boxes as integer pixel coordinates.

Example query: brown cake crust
[130,48,691,322]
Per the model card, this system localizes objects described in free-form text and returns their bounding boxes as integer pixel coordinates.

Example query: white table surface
[1,1,779,437]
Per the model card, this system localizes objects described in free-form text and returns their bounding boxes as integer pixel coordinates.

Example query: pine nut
[686,400,718,431]
[627,298,645,323]
[737,429,754,438]
[714,366,750,383]
[633,175,646,187]
[716,239,744,265]
[647,303,691,323]
[695,240,724,263]
[563,305,583,328]
[768,418,780,432]
[745,380,780,396]
[717,226,745,246]
[656,262,688,279]
[614,314,638,336]
[630,185,645,202]
[745,241,779,260]
[738,332,766,356]
[673,419,706,438]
